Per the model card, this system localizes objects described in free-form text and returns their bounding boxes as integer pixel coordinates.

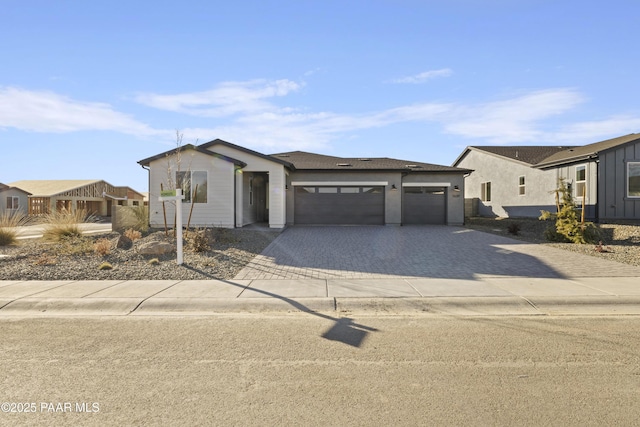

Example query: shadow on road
[182,264,378,348]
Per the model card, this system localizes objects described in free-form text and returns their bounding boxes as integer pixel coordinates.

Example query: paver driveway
[234,226,640,280]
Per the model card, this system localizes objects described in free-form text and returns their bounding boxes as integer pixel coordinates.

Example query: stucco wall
[457,150,558,218]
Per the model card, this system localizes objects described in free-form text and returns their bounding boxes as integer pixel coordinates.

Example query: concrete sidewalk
[1,276,640,316]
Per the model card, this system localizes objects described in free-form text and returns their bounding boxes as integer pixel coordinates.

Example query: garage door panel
[403,187,446,224]
[294,187,384,225]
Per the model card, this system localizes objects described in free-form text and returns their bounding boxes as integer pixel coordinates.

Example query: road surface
[1,315,639,426]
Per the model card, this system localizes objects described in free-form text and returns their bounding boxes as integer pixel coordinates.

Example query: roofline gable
[198,139,295,169]
[137,144,247,168]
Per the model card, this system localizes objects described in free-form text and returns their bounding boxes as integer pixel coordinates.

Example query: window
[629,162,640,197]
[318,187,338,193]
[481,182,491,202]
[575,165,586,198]
[176,171,207,203]
[339,187,359,193]
[518,176,525,195]
[6,196,19,210]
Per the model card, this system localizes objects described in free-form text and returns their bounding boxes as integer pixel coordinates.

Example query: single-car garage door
[294,186,384,225]
[402,186,446,224]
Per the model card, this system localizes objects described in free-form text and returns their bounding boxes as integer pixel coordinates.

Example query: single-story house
[0,182,31,216]
[138,139,471,228]
[453,133,640,221]
[7,180,143,216]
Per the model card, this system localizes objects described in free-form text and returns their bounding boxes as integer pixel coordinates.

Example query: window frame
[481,181,492,202]
[176,170,208,204]
[518,176,525,196]
[575,164,586,199]
[628,161,640,198]
[6,196,19,210]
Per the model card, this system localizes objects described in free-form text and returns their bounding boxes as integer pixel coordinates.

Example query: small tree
[539,179,600,244]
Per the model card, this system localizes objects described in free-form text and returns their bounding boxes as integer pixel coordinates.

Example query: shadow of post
[181,264,379,348]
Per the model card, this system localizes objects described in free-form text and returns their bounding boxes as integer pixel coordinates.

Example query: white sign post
[158,189,185,265]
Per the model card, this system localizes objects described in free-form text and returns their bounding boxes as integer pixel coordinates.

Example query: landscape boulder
[137,241,174,255]
[116,234,133,250]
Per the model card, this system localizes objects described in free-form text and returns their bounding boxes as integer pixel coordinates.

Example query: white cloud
[3,81,637,154]
[134,79,303,118]
[392,68,453,84]
[0,86,162,137]
[441,89,586,143]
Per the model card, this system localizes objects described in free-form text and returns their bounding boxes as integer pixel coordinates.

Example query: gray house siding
[553,161,598,220]
[456,149,557,218]
[599,140,640,220]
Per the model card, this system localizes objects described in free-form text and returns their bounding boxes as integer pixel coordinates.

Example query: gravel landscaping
[464,217,640,268]
[0,227,280,281]
[1,219,639,281]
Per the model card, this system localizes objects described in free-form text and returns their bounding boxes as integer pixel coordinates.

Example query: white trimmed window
[575,165,586,199]
[6,196,19,210]
[628,162,640,197]
[176,171,208,203]
[518,176,525,195]
[481,182,491,202]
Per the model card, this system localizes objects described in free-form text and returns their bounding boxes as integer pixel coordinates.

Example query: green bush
[539,179,601,244]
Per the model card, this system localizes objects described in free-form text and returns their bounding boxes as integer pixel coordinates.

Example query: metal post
[175,189,184,265]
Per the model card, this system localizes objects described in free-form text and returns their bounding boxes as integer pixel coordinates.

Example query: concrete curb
[1,295,639,316]
[0,298,143,316]
[132,297,336,315]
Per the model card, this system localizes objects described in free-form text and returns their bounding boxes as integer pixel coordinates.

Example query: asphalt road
[1,315,639,426]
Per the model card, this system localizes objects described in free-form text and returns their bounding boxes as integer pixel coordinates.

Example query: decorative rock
[116,234,133,250]
[137,241,174,255]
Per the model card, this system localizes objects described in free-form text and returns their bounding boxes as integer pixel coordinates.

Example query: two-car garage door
[293,184,447,225]
[294,186,385,225]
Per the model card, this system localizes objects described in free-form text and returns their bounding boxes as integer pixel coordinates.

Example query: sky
[2,0,640,192]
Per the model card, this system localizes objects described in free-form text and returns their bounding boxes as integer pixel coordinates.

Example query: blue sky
[2,0,640,192]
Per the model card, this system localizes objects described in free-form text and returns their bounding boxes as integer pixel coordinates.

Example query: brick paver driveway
[234,226,640,280]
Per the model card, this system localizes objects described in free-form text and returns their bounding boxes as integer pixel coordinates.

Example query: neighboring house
[0,182,31,216]
[109,186,146,207]
[453,133,640,221]
[138,139,471,228]
[453,146,574,218]
[7,180,143,216]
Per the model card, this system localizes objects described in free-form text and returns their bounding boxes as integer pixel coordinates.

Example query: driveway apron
[233,225,640,280]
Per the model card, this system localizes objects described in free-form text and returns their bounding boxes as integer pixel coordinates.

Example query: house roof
[8,180,106,197]
[456,146,575,166]
[535,133,640,168]
[0,182,31,195]
[137,143,247,168]
[198,139,295,169]
[271,151,471,173]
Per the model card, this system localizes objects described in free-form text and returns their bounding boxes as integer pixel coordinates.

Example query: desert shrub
[98,261,113,270]
[42,209,95,241]
[539,179,601,244]
[124,228,142,241]
[507,223,520,236]
[0,211,29,246]
[93,238,112,256]
[186,228,211,252]
[117,206,149,232]
[54,235,94,256]
[0,229,17,246]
